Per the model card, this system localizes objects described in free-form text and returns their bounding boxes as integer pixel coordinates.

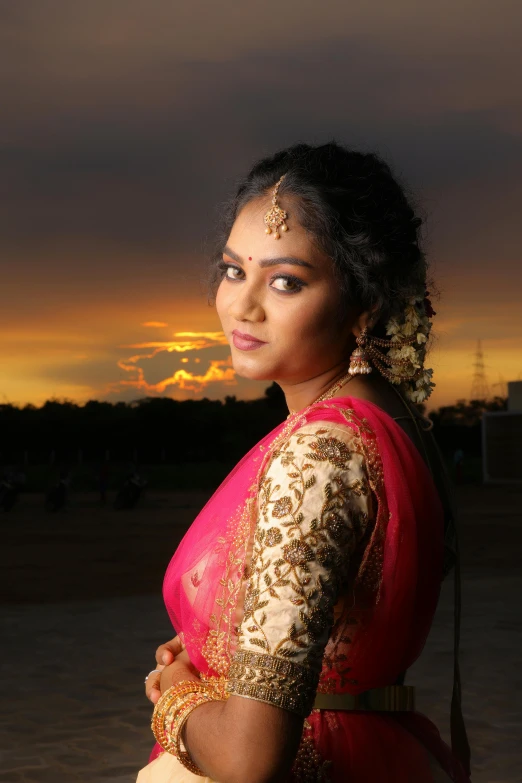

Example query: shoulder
[260,418,370,497]
[265,419,365,475]
[258,419,372,528]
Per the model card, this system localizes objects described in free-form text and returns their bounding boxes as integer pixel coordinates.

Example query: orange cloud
[125,331,229,353]
[108,330,235,396]
[108,356,235,395]
[142,321,169,328]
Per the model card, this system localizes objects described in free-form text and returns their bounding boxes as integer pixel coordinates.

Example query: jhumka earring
[264,175,289,239]
[348,327,373,376]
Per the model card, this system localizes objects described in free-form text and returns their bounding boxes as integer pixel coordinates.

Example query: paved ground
[1,486,521,782]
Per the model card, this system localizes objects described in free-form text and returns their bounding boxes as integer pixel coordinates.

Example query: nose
[228,281,265,323]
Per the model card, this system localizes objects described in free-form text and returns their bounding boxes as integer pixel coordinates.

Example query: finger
[155,635,185,666]
[150,687,162,705]
[145,669,163,703]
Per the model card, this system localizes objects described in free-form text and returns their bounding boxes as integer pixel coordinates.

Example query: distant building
[482,381,522,483]
[507,381,522,412]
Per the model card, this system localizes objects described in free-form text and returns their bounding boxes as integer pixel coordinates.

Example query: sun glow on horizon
[109,330,236,396]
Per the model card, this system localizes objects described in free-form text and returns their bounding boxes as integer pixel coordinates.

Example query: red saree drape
[152,397,470,782]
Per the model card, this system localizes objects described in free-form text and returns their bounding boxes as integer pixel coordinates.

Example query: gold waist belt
[313,685,416,712]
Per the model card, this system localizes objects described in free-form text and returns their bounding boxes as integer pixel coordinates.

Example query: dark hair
[210,141,428,331]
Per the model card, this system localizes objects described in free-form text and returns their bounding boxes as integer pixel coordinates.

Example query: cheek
[215,280,228,321]
[280,292,342,342]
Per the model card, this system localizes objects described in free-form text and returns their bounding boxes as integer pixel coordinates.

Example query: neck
[280,362,352,414]
[281,368,396,415]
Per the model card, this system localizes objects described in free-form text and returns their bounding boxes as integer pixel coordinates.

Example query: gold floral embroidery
[305,435,352,469]
[265,527,283,546]
[201,403,388,711]
[228,422,372,713]
[314,403,388,690]
[225,650,317,715]
[338,407,386,598]
[201,496,256,675]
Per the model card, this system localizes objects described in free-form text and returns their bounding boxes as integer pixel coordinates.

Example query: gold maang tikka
[264,175,289,239]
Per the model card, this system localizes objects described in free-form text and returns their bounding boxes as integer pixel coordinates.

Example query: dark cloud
[1,0,521,405]
[3,43,522,266]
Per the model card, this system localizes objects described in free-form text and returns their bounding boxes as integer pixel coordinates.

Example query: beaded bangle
[164,693,214,754]
[157,695,201,754]
[151,680,224,775]
[172,695,214,775]
[151,681,216,749]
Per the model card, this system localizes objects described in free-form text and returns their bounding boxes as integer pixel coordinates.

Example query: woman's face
[215,197,359,385]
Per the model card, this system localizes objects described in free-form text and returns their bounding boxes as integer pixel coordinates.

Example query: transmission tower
[470,339,490,400]
[491,373,508,399]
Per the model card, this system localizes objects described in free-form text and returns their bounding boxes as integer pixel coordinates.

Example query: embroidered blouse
[225,421,374,717]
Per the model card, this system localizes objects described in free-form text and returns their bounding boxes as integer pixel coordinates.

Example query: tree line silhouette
[0,385,507,469]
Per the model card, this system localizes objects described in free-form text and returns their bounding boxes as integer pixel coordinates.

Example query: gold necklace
[287,368,355,417]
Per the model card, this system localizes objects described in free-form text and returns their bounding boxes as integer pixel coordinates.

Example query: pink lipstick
[232,330,267,351]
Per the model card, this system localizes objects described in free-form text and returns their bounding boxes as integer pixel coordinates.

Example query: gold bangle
[164,693,214,755]
[151,681,215,747]
[153,693,205,752]
[151,681,222,756]
[173,695,215,775]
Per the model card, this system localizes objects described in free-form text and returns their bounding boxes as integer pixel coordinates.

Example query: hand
[145,635,199,704]
[159,653,200,695]
[157,634,186,667]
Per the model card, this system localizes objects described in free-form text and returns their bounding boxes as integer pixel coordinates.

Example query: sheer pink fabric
[152,397,470,782]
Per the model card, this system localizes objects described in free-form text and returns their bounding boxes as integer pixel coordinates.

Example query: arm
[173,422,372,783]
[184,696,302,783]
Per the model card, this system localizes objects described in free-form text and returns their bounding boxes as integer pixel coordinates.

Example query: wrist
[151,680,228,776]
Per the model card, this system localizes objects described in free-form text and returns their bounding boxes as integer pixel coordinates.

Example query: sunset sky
[1,1,521,409]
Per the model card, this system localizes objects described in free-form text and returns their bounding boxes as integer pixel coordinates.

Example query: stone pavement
[2,572,521,782]
[1,483,521,782]
[1,594,172,783]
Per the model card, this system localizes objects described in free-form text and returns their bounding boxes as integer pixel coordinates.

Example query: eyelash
[217,261,306,294]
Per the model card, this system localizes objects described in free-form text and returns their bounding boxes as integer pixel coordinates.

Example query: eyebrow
[223,245,314,270]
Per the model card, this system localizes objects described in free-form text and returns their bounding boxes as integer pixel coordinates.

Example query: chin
[230,352,276,382]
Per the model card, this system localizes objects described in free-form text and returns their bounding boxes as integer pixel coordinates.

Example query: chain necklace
[287,368,355,418]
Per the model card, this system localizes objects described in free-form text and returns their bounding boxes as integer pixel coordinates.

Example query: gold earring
[264,175,289,239]
[348,327,373,376]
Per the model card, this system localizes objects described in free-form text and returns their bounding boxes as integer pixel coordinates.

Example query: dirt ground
[1,484,521,782]
[3,484,520,604]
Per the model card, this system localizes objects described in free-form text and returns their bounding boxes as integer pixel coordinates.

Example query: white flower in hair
[385,317,402,336]
[400,345,418,361]
[418,369,434,386]
[380,287,435,403]
[401,321,416,337]
[408,388,427,404]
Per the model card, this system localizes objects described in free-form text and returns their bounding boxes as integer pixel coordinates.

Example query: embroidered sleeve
[225,421,373,717]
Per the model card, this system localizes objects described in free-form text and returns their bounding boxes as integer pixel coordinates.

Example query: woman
[138,143,471,782]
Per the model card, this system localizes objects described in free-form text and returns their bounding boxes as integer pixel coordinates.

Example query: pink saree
[151,397,471,782]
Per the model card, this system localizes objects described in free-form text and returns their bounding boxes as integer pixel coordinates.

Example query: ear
[352,306,379,337]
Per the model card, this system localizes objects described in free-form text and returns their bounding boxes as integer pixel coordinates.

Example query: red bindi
[248,256,252,261]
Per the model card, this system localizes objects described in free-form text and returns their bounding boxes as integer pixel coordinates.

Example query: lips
[232,329,267,351]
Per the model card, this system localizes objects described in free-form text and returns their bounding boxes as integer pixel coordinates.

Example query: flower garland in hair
[384,291,436,404]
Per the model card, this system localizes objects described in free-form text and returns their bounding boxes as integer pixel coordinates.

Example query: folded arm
[176,422,372,782]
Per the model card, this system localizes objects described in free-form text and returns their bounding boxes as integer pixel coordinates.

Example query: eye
[218,261,244,281]
[270,275,304,293]
[226,265,244,280]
